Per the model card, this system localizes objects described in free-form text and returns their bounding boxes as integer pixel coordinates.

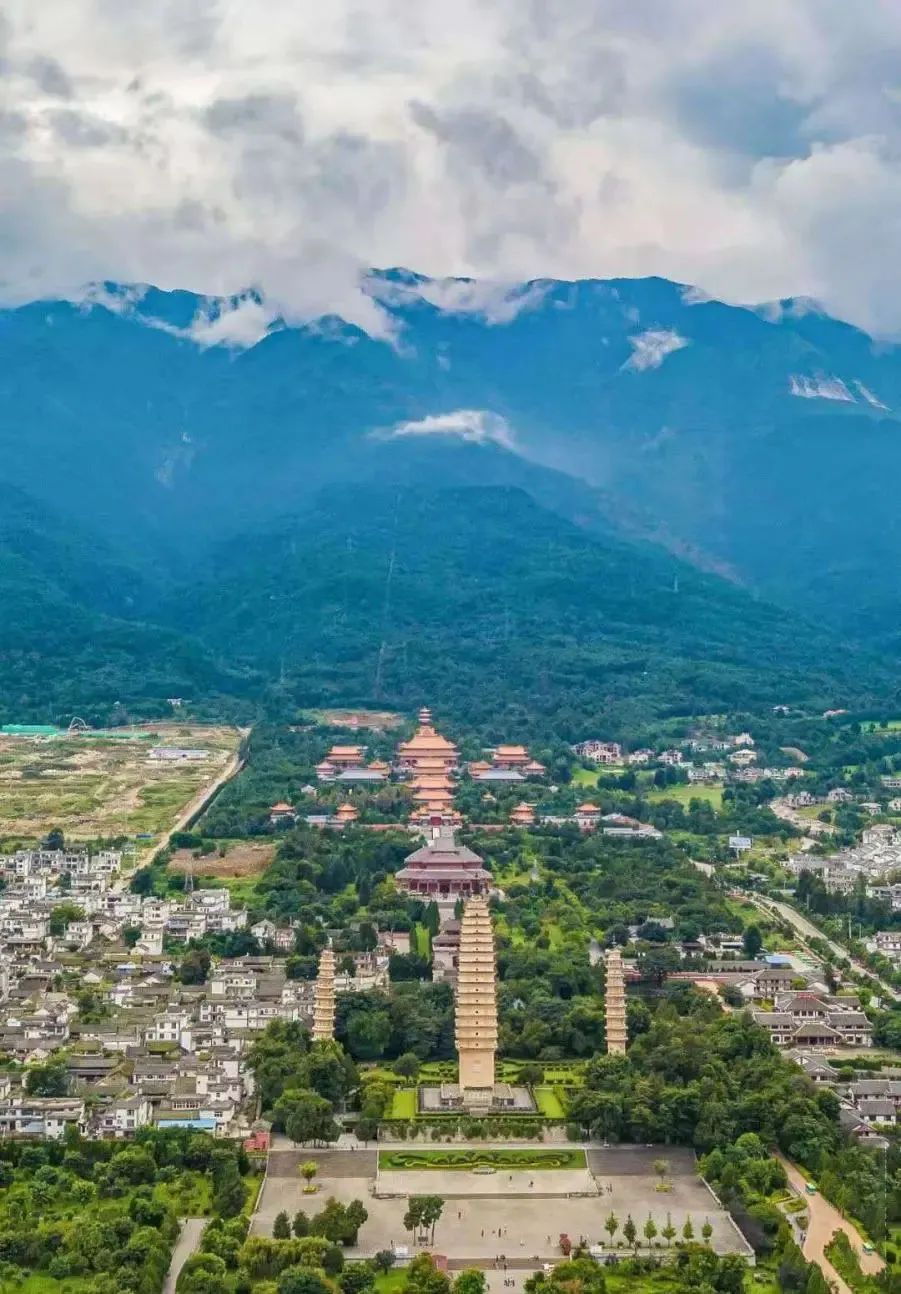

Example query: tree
[212,1162,247,1217]
[643,1216,657,1247]
[278,1268,333,1294]
[292,1211,309,1237]
[682,1218,695,1243]
[653,1158,670,1188]
[49,902,86,936]
[274,1211,292,1239]
[404,1197,425,1243]
[274,1089,340,1146]
[742,925,763,958]
[405,1253,451,1294]
[373,1250,396,1274]
[301,1160,318,1188]
[25,1061,69,1097]
[418,1195,444,1246]
[178,946,211,985]
[701,1218,713,1246]
[637,945,681,986]
[177,1252,230,1294]
[394,1052,421,1081]
[517,1063,544,1086]
[622,1216,637,1251]
[662,1215,676,1247]
[604,1213,619,1246]
[453,1272,487,1294]
[341,1260,376,1294]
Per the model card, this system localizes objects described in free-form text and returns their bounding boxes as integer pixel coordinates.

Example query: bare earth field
[169,840,275,879]
[0,724,243,846]
[299,708,404,731]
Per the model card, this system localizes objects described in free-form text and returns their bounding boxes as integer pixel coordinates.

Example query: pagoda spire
[605,948,628,1055]
[455,896,498,1093]
[312,945,336,1043]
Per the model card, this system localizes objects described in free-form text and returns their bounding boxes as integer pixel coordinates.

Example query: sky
[2,0,901,337]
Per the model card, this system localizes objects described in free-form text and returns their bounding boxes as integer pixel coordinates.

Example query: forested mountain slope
[156,485,892,735]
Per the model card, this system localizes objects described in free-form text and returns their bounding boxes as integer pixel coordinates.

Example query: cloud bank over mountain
[2,0,901,334]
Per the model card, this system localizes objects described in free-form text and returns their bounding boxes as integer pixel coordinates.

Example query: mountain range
[1,271,899,730]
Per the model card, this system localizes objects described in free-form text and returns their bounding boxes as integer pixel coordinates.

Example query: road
[163,1218,207,1294]
[135,733,248,871]
[777,1155,884,1294]
[745,892,901,1003]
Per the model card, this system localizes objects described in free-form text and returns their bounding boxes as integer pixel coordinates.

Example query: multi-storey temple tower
[455,896,498,1094]
[604,948,628,1055]
[312,945,336,1043]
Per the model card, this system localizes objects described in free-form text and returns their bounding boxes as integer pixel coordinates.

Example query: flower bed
[378,1147,586,1171]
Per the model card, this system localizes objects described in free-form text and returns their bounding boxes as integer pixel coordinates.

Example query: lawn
[646,783,724,810]
[0,1279,94,1294]
[571,767,600,787]
[374,1272,408,1294]
[379,1148,586,1171]
[534,1086,566,1118]
[389,1088,418,1119]
[412,924,431,958]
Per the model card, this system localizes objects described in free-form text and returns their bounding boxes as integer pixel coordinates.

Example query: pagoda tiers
[395,827,490,898]
[312,946,336,1042]
[334,802,359,826]
[455,897,498,1093]
[509,802,536,826]
[396,709,459,772]
[605,948,628,1055]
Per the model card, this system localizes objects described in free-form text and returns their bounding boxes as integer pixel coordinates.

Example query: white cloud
[1,2,901,333]
[377,410,516,449]
[368,273,551,324]
[624,328,690,371]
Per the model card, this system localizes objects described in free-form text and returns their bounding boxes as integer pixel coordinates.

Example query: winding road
[777,1156,884,1294]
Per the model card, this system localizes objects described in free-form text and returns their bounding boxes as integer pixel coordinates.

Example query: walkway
[163,1218,207,1294]
[777,1155,884,1294]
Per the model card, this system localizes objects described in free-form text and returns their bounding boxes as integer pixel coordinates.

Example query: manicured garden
[378,1148,586,1171]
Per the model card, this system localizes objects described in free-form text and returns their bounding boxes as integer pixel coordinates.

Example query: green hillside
[159,485,892,736]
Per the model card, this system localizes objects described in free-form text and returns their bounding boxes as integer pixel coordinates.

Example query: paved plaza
[252,1140,751,1263]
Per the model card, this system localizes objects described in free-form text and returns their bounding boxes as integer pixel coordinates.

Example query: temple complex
[312,946,336,1042]
[334,802,359,826]
[605,948,628,1055]
[395,827,490,899]
[455,896,498,1094]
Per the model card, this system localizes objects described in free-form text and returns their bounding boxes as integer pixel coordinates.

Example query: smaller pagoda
[334,802,359,826]
[312,946,336,1042]
[605,948,628,1055]
[509,802,536,827]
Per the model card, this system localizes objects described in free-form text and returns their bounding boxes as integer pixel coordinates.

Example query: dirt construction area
[169,841,275,880]
[253,1140,750,1263]
[0,724,243,846]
